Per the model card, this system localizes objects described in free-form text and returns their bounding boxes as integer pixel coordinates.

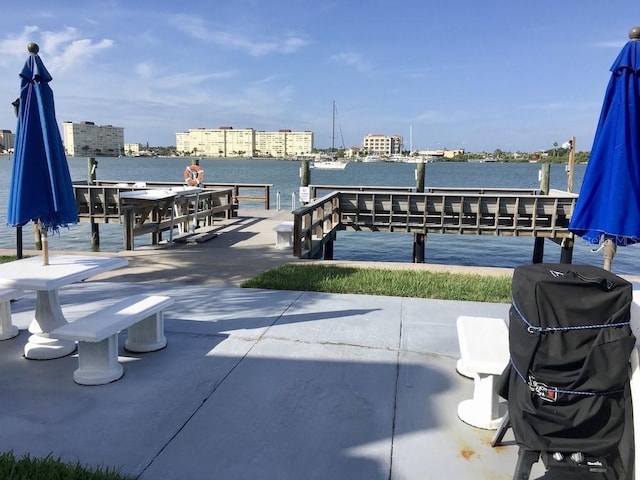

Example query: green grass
[242,264,512,303]
[0,451,131,480]
[0,256,17,264]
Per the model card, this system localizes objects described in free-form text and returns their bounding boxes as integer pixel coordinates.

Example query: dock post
[415,160,425,192]
[566,136,576,193]
[560,237,574,264]
[532,164,550,263]
[413,233,425,263]
[123,208,134,250]
[88,157,100,247]
[413,160,426,263]
[300,160,310,205]
[324,237,334,260]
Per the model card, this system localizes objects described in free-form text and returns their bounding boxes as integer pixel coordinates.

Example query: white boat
[406,155,435,163]
[311,160,348,170]
[313,101,348,170]
[388,154,412,162]
[362,155,384,163]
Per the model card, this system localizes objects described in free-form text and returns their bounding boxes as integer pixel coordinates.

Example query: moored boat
[311,160,348,170]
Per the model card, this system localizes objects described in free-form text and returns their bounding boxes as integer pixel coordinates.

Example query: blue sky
[0,1,639,153]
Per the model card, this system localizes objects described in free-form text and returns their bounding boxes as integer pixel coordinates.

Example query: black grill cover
[498,263,635,456]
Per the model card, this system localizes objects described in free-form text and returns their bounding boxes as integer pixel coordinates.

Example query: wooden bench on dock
[456,315,510,430]
[0,288,25,341]
[49,294,174,385]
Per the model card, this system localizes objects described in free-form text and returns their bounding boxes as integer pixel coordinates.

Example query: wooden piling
[123,207,134,251]
[413,233,425,263]
[415,160,425,193]
[300,160,310,205]
[324,235,334,260]
[567,136,576,193]
[88,157,100,247]
[532,163,550,263]
[414,160,426,263]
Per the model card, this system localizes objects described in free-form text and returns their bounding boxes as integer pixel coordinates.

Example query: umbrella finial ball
[629,27,640,40]
[27,43,39,54]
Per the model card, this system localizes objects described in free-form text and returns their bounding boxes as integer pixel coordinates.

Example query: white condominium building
[0,129,14,152]
[62,121,124,157]
[363,134,403,156]
[176,127,313,158]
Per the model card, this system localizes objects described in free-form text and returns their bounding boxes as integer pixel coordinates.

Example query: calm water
[1,156,639,275]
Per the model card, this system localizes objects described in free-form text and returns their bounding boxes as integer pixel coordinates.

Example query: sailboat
[311,101,348,170]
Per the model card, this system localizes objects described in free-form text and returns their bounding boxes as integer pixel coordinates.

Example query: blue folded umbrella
[7,43,78,233]
[569,34,640,249]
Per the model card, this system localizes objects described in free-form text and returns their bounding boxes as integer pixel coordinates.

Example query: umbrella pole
[39,222,49,266]
[603,237,616,271]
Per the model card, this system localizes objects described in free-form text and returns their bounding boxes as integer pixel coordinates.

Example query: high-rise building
[0,130,15,152]
[62,121,124,157]
[176,127,313,158]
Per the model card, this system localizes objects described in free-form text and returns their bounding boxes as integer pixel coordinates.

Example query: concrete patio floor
[0,278,554,479]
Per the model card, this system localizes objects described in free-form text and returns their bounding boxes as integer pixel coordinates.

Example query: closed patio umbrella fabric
[6,43,77,264]
[569,28,640,269]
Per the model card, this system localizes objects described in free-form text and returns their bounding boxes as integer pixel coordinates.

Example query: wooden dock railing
[292,188,578,261]
[91,180,272,210]
[73,182,236,250]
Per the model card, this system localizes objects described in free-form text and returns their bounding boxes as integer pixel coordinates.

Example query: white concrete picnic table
[0,255,128,359]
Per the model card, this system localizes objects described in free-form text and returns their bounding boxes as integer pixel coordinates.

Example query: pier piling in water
[88,157,100,247]
[532,164,551,263]
[413,160,426,263]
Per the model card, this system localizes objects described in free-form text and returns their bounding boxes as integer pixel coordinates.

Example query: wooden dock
[292,187,577,263]
[72,181,272,250]
[70,179,578,264]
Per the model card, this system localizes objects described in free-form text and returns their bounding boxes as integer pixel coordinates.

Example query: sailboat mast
[331,100,336,153]
[409,125,413,153]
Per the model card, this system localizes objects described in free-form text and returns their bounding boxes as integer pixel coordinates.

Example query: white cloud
[169,14,308,56]
[330,52,372,75]
[0,26,113,71]
[0,25,40,59]
[50,37,114,71]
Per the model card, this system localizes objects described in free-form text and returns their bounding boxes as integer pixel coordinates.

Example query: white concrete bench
[49,294,174,385]
[456,315,510,430]
[274,221,294,249]
[0,288,25,341]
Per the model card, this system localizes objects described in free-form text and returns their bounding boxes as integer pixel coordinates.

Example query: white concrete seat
[0,288,25,340]
[456,315,509,430]
[49,294,173,385]
[274,221,294,249]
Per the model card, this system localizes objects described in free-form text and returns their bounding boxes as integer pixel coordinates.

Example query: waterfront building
[344,146,363,159]
[176,127,313,158]
[418,149,465,159]
[62,121,124,157]
[254,129,313,157]
[363,133,403,156]
[124,143,142,156]
[0,129,15,153]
